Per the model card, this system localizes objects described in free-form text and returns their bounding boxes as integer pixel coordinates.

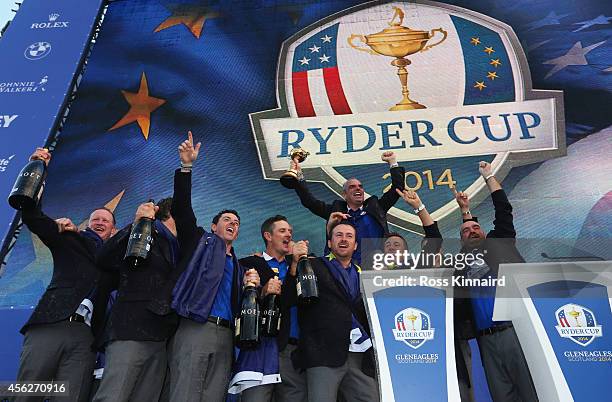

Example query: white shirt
[75,298,93,326]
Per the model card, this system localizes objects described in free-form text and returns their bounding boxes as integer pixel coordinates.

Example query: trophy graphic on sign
[348,6,447,110]
[407,310,418,330]
[568,306,582,327]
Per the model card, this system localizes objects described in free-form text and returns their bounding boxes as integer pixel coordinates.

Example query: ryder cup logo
[250,1,565,231]
[392,307,435,349]
[24,42,51,60]
[555,304,602,347]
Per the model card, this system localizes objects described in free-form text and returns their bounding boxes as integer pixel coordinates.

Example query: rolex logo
[31,14,68,29]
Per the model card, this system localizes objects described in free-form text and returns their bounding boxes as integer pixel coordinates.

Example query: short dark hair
[212,209,240,225]
[260,215,288,247]
[384,232,408,248]
[90,207,116,225]
[329,220,357,237]
[155,198,173,221]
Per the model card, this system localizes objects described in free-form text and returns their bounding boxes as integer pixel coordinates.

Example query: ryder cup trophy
[280,148,309,189]
[348,6,447,110]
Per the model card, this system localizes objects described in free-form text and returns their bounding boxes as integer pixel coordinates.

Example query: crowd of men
[13,133,538,402]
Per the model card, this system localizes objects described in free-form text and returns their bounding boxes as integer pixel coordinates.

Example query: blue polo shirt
[466,254,509,331]
[264,252,299,339]
[346,207,384,263]
[209,255,234,321]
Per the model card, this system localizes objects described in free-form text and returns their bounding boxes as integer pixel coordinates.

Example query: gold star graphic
[486,71,499,80]
[470,37,481,46]
[154,3,220,39]
[109,73,166,140]
[484,46,495,55]
[474,81,487,91]
[490,58,502,67]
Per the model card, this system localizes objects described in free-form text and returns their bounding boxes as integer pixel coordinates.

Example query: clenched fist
[381,151,397,165]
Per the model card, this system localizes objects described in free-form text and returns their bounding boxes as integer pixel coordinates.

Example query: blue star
[543,40,605,79]
[525,11,571,31]
[572,15,612,32]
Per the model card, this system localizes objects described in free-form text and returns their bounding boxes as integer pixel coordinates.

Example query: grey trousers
[16,320,96,402]
[91,340,167,402]
[241,344,307,402]
[477,327,539,402]
[168,318,233,402]
[306,352,379,402]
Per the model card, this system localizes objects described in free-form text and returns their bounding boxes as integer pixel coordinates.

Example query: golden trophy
[407,310,418,330]
[348,6,447,110]
[280,148,309,189]
[568,307,582,327]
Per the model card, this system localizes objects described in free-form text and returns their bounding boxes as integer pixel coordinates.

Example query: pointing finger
[188,130,193,145]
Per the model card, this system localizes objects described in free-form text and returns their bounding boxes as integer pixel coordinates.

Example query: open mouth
[282,239,290,246]
[226,227,235,235]
[338,243,349,249]
[93,226,104,233]
[353,191,362,197]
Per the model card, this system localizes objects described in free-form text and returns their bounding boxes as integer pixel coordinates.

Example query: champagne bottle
[8,159,47,210]
[124,200,155,268]
[235,282,260,349]
[261,277,281,337]
[296,256,318,304]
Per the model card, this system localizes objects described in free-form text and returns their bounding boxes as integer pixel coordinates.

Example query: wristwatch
[413,204,425,214]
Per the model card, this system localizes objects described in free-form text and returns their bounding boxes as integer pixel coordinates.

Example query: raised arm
[291,159,334,220]
[378,151,405,211]
[452,186,476,223]
[282,240,308,307]
[396,188,441,266]
[20,148,64,247]
[396,188,436,229]
[479,161,515,238]
[172,131,202,246]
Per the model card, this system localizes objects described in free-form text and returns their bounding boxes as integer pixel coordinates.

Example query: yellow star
[474,81,487,91]
[484,46,495,55]
[490,58,502,67]
[154,3,220,39]
[109,73,166,140]
[470,37,481,46]
[486,71,499,80]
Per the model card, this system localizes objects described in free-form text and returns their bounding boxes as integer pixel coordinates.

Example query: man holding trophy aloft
[281,149,405,263]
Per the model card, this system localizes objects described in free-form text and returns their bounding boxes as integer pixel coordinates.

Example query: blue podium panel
[373,285,449,401]
[528,281,612,402]
[361,269,460,402]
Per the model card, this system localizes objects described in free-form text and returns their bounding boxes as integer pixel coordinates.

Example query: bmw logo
[24,41,52,60]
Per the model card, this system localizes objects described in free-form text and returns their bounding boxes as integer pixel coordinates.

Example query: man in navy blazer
[167,132,260,402]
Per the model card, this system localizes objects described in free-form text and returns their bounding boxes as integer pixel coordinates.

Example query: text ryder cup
[276,112,540,157]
